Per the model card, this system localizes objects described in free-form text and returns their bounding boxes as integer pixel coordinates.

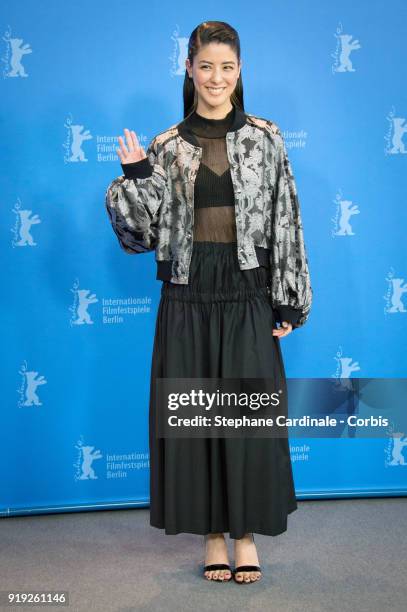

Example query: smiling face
[186,42,241,117]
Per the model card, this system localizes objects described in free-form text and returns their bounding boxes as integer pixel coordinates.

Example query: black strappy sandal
[203,535,233,582]
[233,534,262,584]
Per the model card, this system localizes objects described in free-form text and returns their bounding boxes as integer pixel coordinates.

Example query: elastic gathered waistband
[191,241,238,249]
[161,283,272,303]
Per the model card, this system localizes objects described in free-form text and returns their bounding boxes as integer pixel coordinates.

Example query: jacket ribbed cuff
[274,305,303,328]
[121,157,153,179]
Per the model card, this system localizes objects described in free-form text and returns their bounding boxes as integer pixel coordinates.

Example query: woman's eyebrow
[198,60,236,65]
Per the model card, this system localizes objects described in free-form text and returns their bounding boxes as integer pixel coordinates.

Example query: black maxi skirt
[148,241,298,539]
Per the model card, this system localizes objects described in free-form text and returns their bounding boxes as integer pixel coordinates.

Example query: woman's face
[186,42,241,112]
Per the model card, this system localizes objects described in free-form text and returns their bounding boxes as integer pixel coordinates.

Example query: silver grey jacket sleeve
[104,137,167,253]
[270,129,313,328]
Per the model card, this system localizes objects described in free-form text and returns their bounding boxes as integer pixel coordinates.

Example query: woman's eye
[201,65,234,70]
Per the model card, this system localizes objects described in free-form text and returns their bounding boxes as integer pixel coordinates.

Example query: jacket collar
[177,104,247,148]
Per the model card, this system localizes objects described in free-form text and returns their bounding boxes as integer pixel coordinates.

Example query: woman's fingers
[130,130,140,149]
[116,146,124,162]
[272,322,293,337]
[124,128,135,153]
[131,131,147,160]
[117,135,128,158]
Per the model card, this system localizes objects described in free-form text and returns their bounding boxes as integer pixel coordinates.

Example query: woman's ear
[185,58,192,78]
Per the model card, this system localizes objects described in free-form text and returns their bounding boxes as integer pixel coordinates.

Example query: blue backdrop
[2,0,406,516]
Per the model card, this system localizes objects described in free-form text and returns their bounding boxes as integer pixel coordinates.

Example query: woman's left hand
[272,321,293,338]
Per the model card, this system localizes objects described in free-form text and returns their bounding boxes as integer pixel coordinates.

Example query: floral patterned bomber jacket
[105,105,313,329]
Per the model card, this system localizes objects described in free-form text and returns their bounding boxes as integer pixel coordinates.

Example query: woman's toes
[235,570,261,582]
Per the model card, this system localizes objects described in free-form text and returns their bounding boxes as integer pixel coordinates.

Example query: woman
[105,21,313,585]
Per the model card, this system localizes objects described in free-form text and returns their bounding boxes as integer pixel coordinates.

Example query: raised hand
[116,128,147,165]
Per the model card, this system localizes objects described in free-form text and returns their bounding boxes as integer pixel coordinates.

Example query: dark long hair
[183,21,244,118]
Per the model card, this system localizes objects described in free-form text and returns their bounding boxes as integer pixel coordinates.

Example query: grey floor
[1,498,406,612]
